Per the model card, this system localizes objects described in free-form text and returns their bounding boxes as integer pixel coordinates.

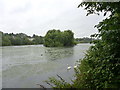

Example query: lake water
[2,44,92,88]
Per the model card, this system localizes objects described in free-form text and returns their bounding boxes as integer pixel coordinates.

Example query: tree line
[0,30,94,46]
[0,31,44,46]
[75,37,95,43]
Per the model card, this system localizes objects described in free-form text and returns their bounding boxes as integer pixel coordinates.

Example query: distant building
[28,38,34,41]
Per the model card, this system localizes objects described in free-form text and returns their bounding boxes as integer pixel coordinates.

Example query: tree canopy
[1,32,44,46]
[44,29,75,47]
[75,37,95,43]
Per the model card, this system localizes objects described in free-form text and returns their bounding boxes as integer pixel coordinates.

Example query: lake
[2,43,92,88]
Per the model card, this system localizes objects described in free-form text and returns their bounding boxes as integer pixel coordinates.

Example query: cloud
[0,0,104,38]
[11,2,32,14]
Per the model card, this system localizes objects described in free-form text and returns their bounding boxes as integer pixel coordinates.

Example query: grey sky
[0,0,105,38]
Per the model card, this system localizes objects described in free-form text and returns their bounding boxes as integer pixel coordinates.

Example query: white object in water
[74,65,77,69]
[67,64,71,70]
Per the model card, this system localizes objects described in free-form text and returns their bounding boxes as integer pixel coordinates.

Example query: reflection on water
[2,44,92,88]
[45,47,74,61]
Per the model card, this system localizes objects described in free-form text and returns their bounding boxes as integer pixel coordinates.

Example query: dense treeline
[45,1,120,88]
[0,31,44,46]
[44,29,76,47]
[75,37,94,43]
[0,30,93,47]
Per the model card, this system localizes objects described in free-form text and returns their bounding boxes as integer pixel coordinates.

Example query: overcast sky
[0,0,106,38]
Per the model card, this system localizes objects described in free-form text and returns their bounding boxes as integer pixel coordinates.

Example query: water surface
[2,44,92,88]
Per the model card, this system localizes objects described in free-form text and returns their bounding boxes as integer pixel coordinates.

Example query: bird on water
[67,64,71,70]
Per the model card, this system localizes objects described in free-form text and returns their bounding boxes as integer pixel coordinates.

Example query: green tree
[44,30,63,47]
[62,30,74,46]
[44,29,75,47]
[73,2,120,88]
[2,33,11,46]
[1,32,44,46]
[32,35,43,44]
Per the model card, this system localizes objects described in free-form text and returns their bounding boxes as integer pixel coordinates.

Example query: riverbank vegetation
[75,37,95,43]
[1,31,93,46]
[1,31,44,46]
[44,30,76,47]
[45,1,120,88]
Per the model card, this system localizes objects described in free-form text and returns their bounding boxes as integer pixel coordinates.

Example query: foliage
[45,1,120,89]
[32,34,44,44]
[74,1,120,88]
[1,32,44,46]
[75,37,95,43]
[45,75,72,88]
[44,29,75,47]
